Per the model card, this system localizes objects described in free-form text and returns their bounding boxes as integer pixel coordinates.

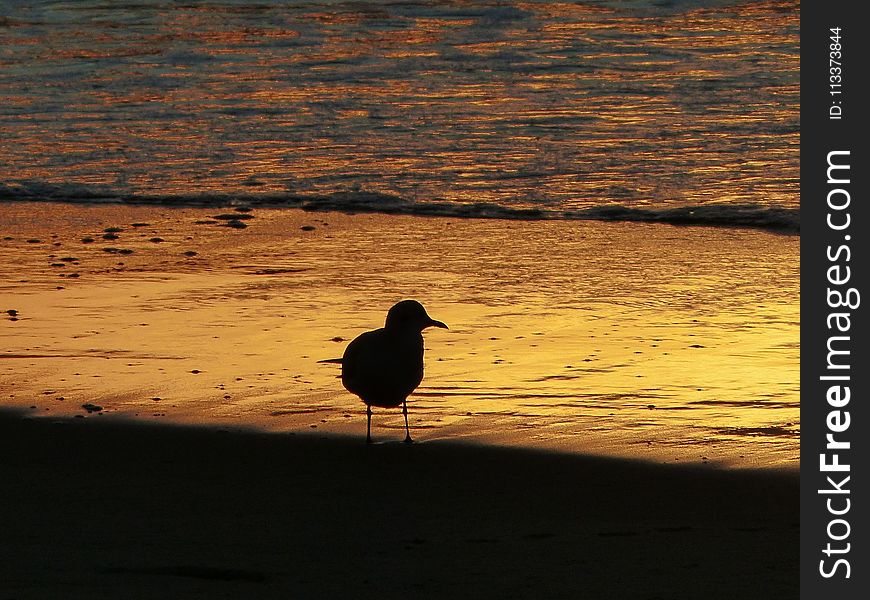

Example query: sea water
[1,0,798,225]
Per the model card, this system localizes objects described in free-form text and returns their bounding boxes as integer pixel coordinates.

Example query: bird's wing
[342,329,426,403]
[340,330,383,393]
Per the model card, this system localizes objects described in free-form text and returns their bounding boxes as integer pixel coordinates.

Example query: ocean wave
[565,204,799,234]
[0,181,798,234]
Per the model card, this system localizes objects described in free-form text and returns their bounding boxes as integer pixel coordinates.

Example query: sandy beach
[0,202,799,468]
[0,202,799,597]
[0,409,798,599]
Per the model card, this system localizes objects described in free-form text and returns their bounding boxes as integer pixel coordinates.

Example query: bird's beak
[428,318,448,330]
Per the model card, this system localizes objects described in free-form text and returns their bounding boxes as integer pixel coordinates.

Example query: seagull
[341,300,448,444]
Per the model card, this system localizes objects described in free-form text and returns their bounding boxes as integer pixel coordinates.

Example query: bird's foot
[403,435,414,445]
[366,435,373,445]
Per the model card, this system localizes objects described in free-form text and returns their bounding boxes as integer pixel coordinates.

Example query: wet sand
[0,410,797,599]
[0,202,799,467]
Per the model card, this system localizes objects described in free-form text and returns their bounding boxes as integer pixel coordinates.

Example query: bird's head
[385,300,448,332]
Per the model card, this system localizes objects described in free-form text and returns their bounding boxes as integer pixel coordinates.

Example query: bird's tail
[317,358,344,364]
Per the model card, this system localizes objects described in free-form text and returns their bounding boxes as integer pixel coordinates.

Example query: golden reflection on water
[0,204,798,468]
[0,2,798,208]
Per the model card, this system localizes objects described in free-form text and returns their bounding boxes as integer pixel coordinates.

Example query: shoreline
[0,195,800,234]
[0,410,798,599]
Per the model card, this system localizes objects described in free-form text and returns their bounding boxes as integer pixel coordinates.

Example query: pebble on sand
[223,220,248,229]
[81,403,103,413]
[300,225,316,231]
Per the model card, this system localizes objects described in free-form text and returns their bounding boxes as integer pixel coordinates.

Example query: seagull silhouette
[341,300,448,444]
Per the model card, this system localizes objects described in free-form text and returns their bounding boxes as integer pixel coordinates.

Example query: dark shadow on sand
[0,409,798,599]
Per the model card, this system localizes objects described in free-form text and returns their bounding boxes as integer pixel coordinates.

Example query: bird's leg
[366,404,372,444]
[402,399,413,444]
